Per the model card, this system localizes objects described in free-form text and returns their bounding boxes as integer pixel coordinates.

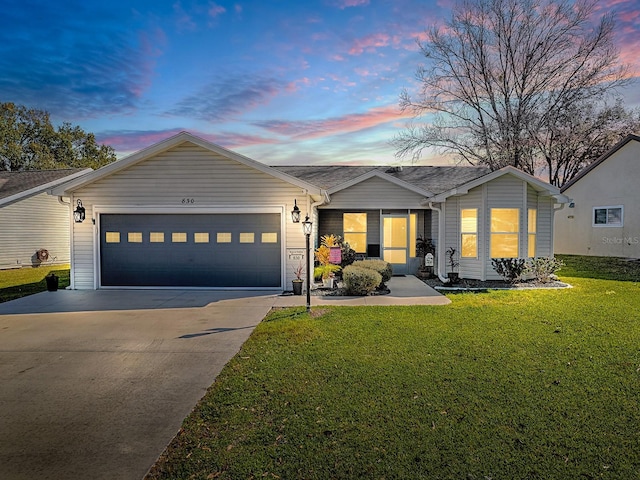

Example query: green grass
[147,256,640,479]
[0,265,70,303]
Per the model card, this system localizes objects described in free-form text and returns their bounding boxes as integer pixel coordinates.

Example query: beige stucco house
[0,169,91,269]
[555,134,640,258]
[50,132,567,290]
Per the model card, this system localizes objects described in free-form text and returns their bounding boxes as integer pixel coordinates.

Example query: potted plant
[292,263,304,295]
[446,246,460,283]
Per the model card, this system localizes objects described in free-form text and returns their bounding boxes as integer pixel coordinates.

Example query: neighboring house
[0,168,91,269]
[50,132,567,290]
[554,134,640,258]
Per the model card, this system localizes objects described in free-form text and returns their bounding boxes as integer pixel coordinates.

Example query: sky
[1,0,639,166]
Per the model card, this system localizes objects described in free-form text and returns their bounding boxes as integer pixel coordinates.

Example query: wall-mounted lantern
[73,199,86,223]
[291,199,301,223]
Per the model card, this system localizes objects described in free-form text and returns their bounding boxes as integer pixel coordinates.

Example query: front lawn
[144,256,637,478]
[0,265,70,303]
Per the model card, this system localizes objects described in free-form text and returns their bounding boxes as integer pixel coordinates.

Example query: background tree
[394,0,636,186]
[0,102,116,171]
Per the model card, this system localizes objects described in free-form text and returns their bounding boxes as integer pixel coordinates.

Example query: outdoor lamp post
[302,215,313,313]
[73,199,86,223]
[291,199,301,223]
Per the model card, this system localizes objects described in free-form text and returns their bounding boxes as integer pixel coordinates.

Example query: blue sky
[1,0,639,165]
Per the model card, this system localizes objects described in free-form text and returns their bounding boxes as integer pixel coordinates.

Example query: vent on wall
[385,166,403,173]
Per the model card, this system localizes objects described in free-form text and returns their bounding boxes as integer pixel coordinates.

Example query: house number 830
[181,198,195,204]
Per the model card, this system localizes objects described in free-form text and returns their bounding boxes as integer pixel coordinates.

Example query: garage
[99,213,282,288]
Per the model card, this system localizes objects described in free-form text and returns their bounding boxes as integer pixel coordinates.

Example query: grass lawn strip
[147,256,640,479]
[0,265,70,303]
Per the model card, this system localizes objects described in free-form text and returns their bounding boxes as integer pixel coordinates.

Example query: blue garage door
[100,213,281,287]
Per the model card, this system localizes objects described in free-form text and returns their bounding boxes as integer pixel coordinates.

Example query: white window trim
[592,205,624,227]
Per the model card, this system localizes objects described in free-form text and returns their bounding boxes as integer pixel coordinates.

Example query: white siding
[443,198,459,276]
[0,192,71,269]
[328,176,426,209]
[458,186,484,280]
[70,143,309,289]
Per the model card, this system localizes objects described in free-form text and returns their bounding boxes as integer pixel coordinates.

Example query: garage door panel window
[172,232,187,243]
[128,232,143,243]
[217,232,232,243]
[262,232,278,243]
[105,232,120,243]
[150,232,165,243]
[239,232,255,243]
[194,232,209,243]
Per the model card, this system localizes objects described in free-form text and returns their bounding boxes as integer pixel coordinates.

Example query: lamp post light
[302,215,313,313]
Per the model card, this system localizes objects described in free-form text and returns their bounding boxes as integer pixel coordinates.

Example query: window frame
[490,208,520,258]
[593,205,624,227]
[527,209,537,258]
[343,212,367,254]
[460,208,478,258]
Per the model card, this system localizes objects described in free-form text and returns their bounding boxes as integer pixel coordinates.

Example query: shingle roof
[271,165,491,195]
[0,169,89,201]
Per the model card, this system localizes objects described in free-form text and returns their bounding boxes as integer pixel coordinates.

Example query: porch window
[490,208,519,258]
[343,213,367,253]
[528,209,537,257]
[593,206,623,227]
[461,209,478,258]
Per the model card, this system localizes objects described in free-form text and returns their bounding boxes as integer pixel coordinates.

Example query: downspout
[307,191,329,290]
[428,201,449,283]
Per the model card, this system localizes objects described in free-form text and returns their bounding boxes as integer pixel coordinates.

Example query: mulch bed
[420,276,570,291]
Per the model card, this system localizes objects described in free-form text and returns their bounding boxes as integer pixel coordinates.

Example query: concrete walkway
[274,275,450,307]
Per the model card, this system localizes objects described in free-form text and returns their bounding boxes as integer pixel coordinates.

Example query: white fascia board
[1,168,92,207]
[327,169,433,197]
[50,132,323,196]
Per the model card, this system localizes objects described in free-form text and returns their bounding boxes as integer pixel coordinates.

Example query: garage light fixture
[291,199,301,223]
[73,199,86,223]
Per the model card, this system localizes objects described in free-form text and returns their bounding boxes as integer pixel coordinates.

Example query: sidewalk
[273,275,451,307]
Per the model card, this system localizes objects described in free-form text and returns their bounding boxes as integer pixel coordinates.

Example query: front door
[382,215,408,275]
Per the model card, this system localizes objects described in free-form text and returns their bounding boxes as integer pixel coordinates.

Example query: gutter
[428,202,449,283]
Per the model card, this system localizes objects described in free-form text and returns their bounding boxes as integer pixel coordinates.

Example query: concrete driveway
[0,289,278,480]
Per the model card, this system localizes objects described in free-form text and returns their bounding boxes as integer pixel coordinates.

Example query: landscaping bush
[525,256,564,283]
[342,265,382,295]
[491,257,527,283]
[352,259,392,284]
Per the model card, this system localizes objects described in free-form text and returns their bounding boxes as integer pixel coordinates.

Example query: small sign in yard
[425,253,434,267]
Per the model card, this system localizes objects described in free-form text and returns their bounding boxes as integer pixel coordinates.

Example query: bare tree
[394,0,634,185]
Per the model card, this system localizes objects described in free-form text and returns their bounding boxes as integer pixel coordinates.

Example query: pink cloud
[336,0,370,9]
[349,33,391,55]
[208,2,226,17]
[255,104,413,140]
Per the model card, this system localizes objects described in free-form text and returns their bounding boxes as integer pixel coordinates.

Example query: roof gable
[327,169,433,197]
[560,134,640,192]
[427,166,564,203]
[50,132,323,196]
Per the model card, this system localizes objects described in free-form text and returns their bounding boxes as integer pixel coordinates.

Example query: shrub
[343,265,382,295]
[314,264,342,281]
[352,259,393,284]
[491,258,527,283]
[525,257,564,283]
